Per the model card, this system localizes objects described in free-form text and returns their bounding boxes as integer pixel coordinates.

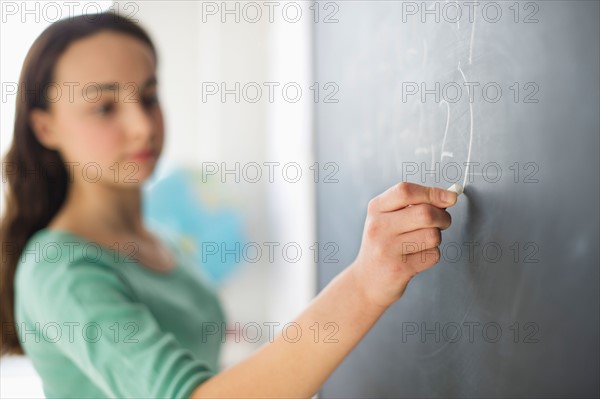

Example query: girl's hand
[350,182,458,310]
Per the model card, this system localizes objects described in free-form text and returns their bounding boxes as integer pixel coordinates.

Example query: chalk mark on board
[458,61,474,188]
[444,0,461,30]
[439,100,454,160]
[417,286,479,360]
[468,4,477,64]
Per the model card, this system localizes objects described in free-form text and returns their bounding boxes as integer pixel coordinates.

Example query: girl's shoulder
[15,228,132,303]
[18,227,117,271]
[14,228,141,327]
[15,220,183,290]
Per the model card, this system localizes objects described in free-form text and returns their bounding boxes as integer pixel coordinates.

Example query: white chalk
[447,183,464,195]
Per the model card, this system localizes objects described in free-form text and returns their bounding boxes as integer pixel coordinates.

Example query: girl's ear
[29,108,59,150]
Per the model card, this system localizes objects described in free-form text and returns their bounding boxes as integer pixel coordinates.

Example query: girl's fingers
[392,227,442,257]
[400,247,442,275]
[368,182,457,213]
[369,204,452,238]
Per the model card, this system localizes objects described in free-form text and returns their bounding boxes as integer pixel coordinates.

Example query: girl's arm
[191,182,457,398]
[192,265,384,398]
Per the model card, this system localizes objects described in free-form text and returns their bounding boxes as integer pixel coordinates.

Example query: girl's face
[31,30,164,186]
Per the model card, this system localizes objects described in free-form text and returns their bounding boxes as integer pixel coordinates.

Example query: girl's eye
[96,103,114,115]
[142,95,159,107]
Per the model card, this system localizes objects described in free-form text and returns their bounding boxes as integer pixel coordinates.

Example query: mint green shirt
[14,223,227,398]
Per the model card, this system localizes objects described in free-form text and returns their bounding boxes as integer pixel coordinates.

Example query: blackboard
[314,1,599,397]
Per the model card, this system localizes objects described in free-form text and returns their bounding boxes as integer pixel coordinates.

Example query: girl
[0,11,457,398]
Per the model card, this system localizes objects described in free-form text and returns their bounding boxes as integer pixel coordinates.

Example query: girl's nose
[125,100,155,140]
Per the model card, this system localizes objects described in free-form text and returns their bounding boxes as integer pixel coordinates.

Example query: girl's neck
[53,178,146,238]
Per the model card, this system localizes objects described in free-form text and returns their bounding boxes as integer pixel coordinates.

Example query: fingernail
[442,190,455,204]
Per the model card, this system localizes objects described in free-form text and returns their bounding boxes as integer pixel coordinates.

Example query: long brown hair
[0,11,157,356]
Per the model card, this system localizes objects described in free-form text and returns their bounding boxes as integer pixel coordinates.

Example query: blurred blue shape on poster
[142,166,246,285]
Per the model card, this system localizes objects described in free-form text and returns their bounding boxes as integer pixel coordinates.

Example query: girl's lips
[129,149,156,160]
